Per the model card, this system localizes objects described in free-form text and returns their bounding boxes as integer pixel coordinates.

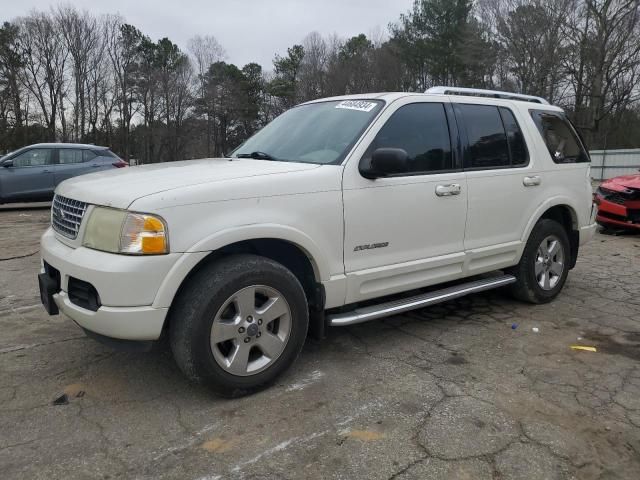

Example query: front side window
[59,149,83,164]
[366,102,453,174]
[12,149,53,167]
[459,104,510,169]
[530,111,589,163]
[232,100,384,165]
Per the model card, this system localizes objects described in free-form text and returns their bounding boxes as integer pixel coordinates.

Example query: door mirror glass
[360,148,409,179]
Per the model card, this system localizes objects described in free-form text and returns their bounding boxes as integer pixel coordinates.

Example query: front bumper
[595,191,640,230]
[40,227,177,340]
[54,290,167,340]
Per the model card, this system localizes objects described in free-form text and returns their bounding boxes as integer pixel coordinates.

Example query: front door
[0,148,55,201]
[342,99,467,303]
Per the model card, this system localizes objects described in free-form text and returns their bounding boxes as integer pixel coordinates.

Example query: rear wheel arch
[538,205,579,269]
[524,203,580,269]
[509,218,571,304]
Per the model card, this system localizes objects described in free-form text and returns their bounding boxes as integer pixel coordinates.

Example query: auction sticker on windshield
[335,100,378,112]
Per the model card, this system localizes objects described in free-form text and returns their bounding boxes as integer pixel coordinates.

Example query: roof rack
[425,86,549,105]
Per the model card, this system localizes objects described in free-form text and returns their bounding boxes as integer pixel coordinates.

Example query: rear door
[454,101,544,275]
[0,148,55,201]
[54,148,96,185]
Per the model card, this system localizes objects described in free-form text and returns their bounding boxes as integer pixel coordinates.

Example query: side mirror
[1,158,13,168]
[359,148,409,179]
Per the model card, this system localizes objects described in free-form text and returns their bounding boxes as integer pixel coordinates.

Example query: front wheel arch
[161,238,325,337]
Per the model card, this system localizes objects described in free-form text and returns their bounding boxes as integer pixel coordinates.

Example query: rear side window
[458,104,510,169]
[59,149,83,164]
[368,102,453,174]
[83,150,97,162]
[530,111,589,163]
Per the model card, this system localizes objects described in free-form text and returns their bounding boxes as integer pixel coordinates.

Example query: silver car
[0,143,127,203]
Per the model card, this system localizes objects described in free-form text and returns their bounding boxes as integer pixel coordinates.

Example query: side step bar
[327,274,516,327]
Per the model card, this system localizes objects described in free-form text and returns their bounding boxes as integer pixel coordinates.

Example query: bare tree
[3,0,640,155]
[18,10,68,141]
[188,34,225,156]
[85,16,113,144]
[106,17,141,160]
[298,31,327,101]
[568,0,640,141]
[481,0,573,102]
[0,22,25,146]
[57,5,101,141]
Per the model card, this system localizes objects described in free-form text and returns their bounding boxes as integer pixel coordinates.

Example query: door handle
[91,164,100,168]
[523,175,541,187]
[43,169,51,173]
[435,183,462,197]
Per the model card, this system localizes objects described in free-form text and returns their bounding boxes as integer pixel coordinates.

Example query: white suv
[39,87,597,396]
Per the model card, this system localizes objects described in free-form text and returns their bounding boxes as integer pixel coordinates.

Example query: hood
[56,158,320,209]
[601,173,640,192]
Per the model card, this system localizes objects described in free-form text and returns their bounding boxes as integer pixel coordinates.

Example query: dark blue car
[0,143,127,203]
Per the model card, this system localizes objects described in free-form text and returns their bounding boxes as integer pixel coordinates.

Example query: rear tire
[169,254,309,397]
[509,219,570,304]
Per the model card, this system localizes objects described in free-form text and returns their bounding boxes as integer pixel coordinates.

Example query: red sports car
[594,173,640,230]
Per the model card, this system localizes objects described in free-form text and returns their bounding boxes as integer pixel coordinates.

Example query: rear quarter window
[96,149,120,159]
[83,150,97,162]
[529,111,589,163]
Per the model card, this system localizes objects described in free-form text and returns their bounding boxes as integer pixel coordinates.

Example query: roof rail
[425,86,549,105]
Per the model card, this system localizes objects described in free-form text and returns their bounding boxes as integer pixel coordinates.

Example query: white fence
[590,149,640,180]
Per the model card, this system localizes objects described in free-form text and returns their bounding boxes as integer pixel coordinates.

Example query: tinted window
[83,150,97,161]
[459,104,509,169]
[368,103,452,174]
[12,149,53,167]
[499,107,528,166]
[530,111,589,163]
[59,149,83,164]
[98,149,119,158]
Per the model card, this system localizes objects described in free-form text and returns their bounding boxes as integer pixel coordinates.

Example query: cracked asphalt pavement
[1,204,640,479]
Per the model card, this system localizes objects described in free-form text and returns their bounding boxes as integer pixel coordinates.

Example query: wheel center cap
[247,324,259,337]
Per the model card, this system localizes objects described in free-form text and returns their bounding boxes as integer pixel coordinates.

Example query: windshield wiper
[236,151,278,161]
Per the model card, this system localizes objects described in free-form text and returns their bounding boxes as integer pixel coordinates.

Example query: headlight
[83,207,169,255]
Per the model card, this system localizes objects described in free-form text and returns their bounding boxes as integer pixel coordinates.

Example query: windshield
[232,99,384,165]
[1,148,21,160]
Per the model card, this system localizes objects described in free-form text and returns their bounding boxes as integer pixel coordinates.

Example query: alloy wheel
[534,235,565,291]
[210,285,292,376]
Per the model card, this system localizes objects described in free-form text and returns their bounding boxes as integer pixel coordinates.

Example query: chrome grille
[51,195,88,239]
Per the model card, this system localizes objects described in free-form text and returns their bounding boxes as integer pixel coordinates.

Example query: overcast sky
[3,0,414,68]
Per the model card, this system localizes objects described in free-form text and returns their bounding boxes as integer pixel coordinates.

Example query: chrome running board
[327,275,516,326]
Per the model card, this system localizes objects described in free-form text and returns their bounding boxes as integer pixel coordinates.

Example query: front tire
[509,219,570,304]
[169,254,309,397]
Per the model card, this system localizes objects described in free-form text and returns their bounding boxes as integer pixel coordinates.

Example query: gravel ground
[1,204,639,480]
